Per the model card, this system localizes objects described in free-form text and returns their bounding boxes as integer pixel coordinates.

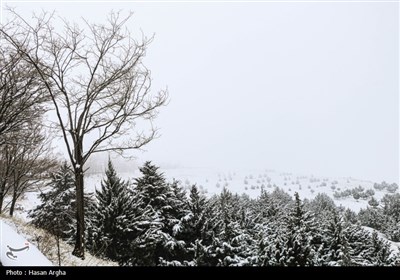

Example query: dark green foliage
[381,194,400,222]
[279,193,318,266]
[342,208,358,224]
[307,193,337,214]
[259,193,320,266]
[86,159,147,263]
[365,231,395,266]
[320,212,352,266]
[131,161,188,266]
[174,185,211,264]
[385,220,400,242]
[29,162,76,240]
[368,197,379,207]
[358,207,386,231]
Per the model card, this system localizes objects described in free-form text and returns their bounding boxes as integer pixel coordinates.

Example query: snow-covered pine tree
[135,162,170,208]
[187,185,208,240]
[86,159,146,263]
[320,212,352,266]
[202,188,255,266]
[384,218,400,242]
[358,207,386,232]
[368,197,379,208]
[274,192,318,266]
[29,162,76,241]
[381,193,400,222]
[366,231,395,266]
[307,193,337,216]
[132,161,188,266]
[345,225,375,265]
[258,225,287,266]
[29,162,74,239]
[173,185,209,264]
[159,179,191,265]
[257,189,281,220]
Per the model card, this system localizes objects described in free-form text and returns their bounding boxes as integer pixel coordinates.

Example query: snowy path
[0,220,53,266]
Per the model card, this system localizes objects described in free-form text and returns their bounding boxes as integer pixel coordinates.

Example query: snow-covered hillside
[10,167,397,224]
[0,216,118,266]
[83,167,397,212]
[0,220,53,266]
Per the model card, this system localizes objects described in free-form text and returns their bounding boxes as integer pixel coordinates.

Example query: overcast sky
[1,1,399,183]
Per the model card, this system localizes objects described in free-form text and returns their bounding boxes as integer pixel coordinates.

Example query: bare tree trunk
[9,188,17,216]
[0,184,5,214]
[72,142,85,259]
[72,171,85,259]
[0,151,11,214]
[56,233,61,266]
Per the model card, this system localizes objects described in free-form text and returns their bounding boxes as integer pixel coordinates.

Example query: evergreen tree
[384,218,400,242]
[204,188,256,266]
[283,193,318,266]
[381,194,400,222]
[87,160,155,265]
[132,161,188,265]
[320,212,352,266]
[175,185,210,264]
[308,193,337,216]
[29,162,76,241]
[365,231,394,266]
[368,197,379,208]
[346,225,374,265]
[257,189,282,220]
[263,193,318,266]
[87,159,140,262]
[358,207,386,231]
[258,218,286,266]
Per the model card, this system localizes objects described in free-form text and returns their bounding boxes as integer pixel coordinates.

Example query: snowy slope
[11,167,396,221]
[83,167,396,212]
[0,220,53,266]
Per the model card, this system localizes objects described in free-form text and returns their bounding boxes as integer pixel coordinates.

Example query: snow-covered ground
[83,167,395,212]
[9,166,397,223]
[0,220,53,266]
[0,215,117,266]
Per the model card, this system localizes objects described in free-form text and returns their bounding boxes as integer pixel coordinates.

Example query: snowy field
[85,167,394,212]
[11,166,397,222]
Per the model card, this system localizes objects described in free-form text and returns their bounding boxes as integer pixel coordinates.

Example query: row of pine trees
[29,160,400,266]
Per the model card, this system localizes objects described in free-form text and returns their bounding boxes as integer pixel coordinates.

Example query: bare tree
[0,118,57,215]
[1,10,168,258]
[0,48,47,145]
[0,45,48,212]
[0,145,14,213]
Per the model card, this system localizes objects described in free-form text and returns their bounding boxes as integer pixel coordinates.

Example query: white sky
[1,1,399,183]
